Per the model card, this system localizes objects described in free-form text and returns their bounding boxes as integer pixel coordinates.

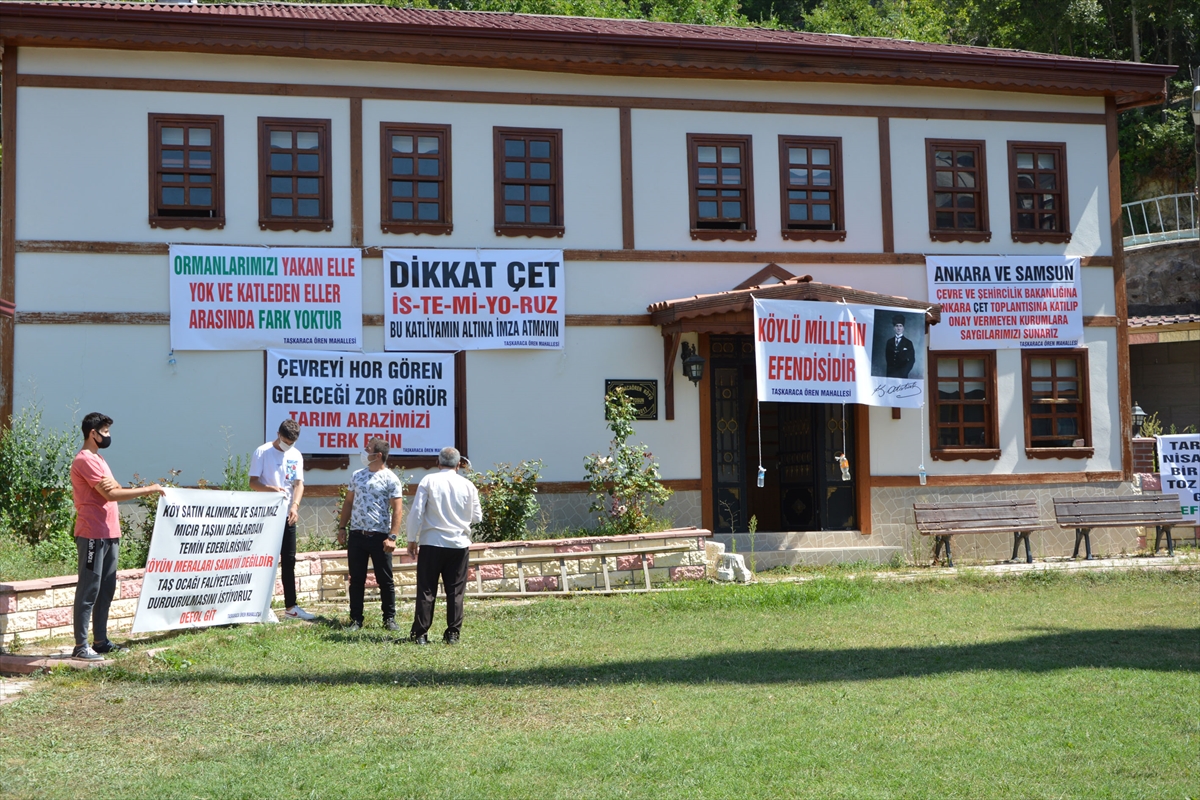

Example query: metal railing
[1122,193,1198,247]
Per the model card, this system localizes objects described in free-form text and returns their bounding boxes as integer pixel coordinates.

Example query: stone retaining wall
[0,528,710,649]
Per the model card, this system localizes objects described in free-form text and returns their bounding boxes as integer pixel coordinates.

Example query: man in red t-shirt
[70,412,164,661]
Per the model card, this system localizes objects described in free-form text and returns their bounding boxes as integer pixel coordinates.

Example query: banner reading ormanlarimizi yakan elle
[926,255,1082,351]
[131,488,286,634]
[169,245,363,351]
[265,349,455,455]
[753,298,926,409]
[1156,433,1200,525]
[383,249,564,350]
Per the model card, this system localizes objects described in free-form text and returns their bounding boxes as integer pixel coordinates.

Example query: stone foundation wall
[0,529,710,649]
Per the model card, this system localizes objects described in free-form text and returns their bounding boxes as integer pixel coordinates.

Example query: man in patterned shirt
[336,437,404,631]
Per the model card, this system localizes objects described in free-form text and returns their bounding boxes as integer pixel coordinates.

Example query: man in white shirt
[250,419,315,621]
[405,446,481,644]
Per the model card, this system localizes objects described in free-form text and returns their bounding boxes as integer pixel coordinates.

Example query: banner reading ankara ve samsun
[169,245,363,351]
[131,488,286,634]
[753,298,926,409]
[383,249,564,351]
[265,349,455,455]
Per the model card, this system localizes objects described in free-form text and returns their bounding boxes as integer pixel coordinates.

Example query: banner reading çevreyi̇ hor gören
[169,245,363,351]
[383,249,564,350]
[265,349,455,455]
[131,488,286,634]
[754,298,927,409]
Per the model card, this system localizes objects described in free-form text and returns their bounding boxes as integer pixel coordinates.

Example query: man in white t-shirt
[250,419,314,621]
[336,437,404,631]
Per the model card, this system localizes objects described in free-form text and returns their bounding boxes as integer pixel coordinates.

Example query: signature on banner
[871,380,922,399]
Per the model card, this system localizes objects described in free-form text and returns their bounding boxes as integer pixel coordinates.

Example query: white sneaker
[284,606,316,621]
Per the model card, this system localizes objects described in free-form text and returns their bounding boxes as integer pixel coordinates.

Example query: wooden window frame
[925,139,990,243]
[493,127,564,238]
[258,117,333,232]
[777,135,845,242]
[1021,348,1093,459]
[928,350,1000,461]
[147,113,224,230]
[1008,141,1071,244]
[380,122,452,236]
[687,133,756,242]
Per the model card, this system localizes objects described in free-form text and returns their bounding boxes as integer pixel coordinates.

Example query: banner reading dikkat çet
[754,298,926,409]
[170,245,363,351]
[131,488,286,634]
[265,349,454,455]
[1157,434,1200,525]
[383,249,564,350]
[927,256,1082,350]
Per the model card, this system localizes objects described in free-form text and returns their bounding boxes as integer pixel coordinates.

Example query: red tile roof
[1129,314,1200,328]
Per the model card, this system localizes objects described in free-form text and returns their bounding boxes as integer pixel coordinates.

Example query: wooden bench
[1052,493,1189,559]
[914,500,1048,567]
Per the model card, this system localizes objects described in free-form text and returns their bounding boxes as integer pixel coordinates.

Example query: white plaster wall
[889,118,1112,257]
[19,47,1106,114]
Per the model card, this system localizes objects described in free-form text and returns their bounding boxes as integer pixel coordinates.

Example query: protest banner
[1156,433,1200,524]
[170,245,363,351]
[265,349,455,455]
[131,488,286,634]
[753,298,926,409]
[926,256,1082,350]
[383,249,564,350]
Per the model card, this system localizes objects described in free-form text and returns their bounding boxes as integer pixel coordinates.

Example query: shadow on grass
[138,627,1198,687]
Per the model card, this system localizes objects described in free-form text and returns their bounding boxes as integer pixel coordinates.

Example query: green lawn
[2,570,1197,799]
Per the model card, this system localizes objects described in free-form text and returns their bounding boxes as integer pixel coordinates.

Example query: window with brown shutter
[493,127,563,238]
[687,134,755,241]
[778,136,845,241]
[1022,349,1093,459]
[381,123,452,235]
[1009,141,1070,243]
[148,114,224,230]
[259,117,332,232]
[929,351,1000,461]
[925,139,990,242]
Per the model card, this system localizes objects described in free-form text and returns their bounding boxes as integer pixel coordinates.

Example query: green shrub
[0,406,77,547]
[117,470,180,571]
[584,389,672,535]
[468,460,543,543]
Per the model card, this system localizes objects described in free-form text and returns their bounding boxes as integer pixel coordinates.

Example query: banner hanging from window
[383,249,564,350]
[1156,434,1200,525]
[169,245,363,351]
[265,349,455,455]
[131,488,286,634]
[926,256,1082,350]
[753,298,926,409]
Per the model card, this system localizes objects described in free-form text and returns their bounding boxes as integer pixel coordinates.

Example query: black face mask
[95,433,111,449]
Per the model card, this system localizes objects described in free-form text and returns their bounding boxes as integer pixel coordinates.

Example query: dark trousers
[410,545,470,640]
[347,530,396,623]
[74,537,119,647]
[280,522,297,609]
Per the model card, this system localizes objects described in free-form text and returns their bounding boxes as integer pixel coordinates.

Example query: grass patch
[1,571,1196,799]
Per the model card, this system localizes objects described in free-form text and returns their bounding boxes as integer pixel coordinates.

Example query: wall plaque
[604,379,658,421]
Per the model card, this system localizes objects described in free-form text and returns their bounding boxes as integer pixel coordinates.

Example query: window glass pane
[296,132,319,150]
[162,187,185,205]
[788,148,807,165]
[1016,153,1033,169]
[530,185,550,202]
[297,198,319,217]
[530,163,551,180]
[189,187,212,206]
[957,194,975,208]
[938,405,959,422]
[1057,380,1078,397]
[697,146,716,163]
[504,205,525,223]
[698,167,718,185]
[963,359,985,378]
[1040,195,1055,209]
[504,185,524,201]
[529,141,551,159]
[393,157,413,176]
[1056,418,1078,436]
[1031,418,1052,436]
[935,171,953,187]
[959,213,976,228]
[505,140,525,158]
[271,197,292,216]
[1056,358,1077,377]
[1040,215,1057,230]
[417,137,439,154]
[270,153,292,171]
[270,130,292,149]
[162,150,184,169]
[392,135,414,153]
[963,406,985,423]
[955,172,975,188]
[1017,194,1034,209]
[418,203,440,221]
[271,177,292,194]
[956,151,975,168]
[813,169,831,186]
[720,147,740,163]
[935,193,952,208]
[161,127,185,146]
[189,151,211,169]
[188,127,211,146]
[296,154,319,172]
[392,181,413,198]
[1031,380,1053,394]
[938,382,961,398]
[505,162,525,179]
[1037,153,1055,169]
[162,173,184,183]
[297,178,319,195]
[789,205,808,221]
[964,427,986,445]
[811,148,830,166]
[789,168,808,185]
[937,359,960,378]
[392,201,413,220]
[963,381,985,397]
[789,190,807,200]
[936,212,954,228]
[721,168,741,184]
[812,205,831,221]
[530,206,551,224]
[190,174,211,184]
[698,201,718,218]
[1017,213,1035,228]
[1017,174,1035,188]
[417,159,439,176]
[417,182,438,198]
[1038,173,1056,190]
[721,201,741,218]
[698,189,716,197]
[935,151,952,167]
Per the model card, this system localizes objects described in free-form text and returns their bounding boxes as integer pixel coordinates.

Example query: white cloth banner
[1156,434,1200,524]
[169,245,363,351]
[131,488,286,634]
[383,249,564,350]
[265,349,455,455]
[753,298,926,409]
[926,256,1082,350]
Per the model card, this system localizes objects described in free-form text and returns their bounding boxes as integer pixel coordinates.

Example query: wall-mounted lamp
[680,341,705,386]
[1132,401,1147,437]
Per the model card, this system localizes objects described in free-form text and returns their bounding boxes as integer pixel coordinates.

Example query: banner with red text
[754,298,926,409]
[927,256,1082,350]
[383,249,564,350]
[265,349,455,455]
[169,245,363,351]
[131,488,286,634]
